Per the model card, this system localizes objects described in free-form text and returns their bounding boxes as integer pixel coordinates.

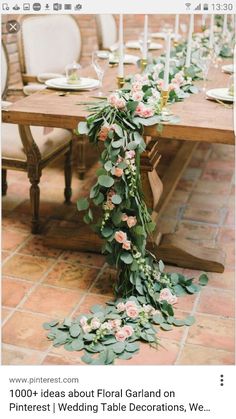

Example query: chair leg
[29,173,41,234]
[77,134,86,180]
[2,169,8,196]
[64,143,73,204]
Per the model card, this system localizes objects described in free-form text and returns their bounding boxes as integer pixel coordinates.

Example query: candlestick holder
[173,39,179,48]
[117,76,125,89]
[160,90,170,115]
[140,58,148,72]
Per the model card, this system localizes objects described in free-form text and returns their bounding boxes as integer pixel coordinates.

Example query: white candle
[209,14,214,48]
[118,14,124,78]
[163,33,171,91]
[142,14,148,60]
[185,14,194,68]
[201,14,207,27]
[174,14,179,41]
[222,14,227,36]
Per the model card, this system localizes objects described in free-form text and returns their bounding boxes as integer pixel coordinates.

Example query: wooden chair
[17,14,82,94]
[1,41,73,234]
[17,14,85,179]
[95,15,118,50]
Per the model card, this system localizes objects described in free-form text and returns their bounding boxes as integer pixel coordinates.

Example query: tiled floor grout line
[39,263,108,364]
[2,256,63,328]
[1,233,33,266]
[174,291,202,365]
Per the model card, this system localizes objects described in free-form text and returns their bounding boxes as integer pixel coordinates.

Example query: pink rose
[115,329,127,342]
[98,126,110,142]
[125,150,135,159]
[135,103,154,118]
[108,93,126,109]
[114,167,123,177]
[132,81,143,92]
[121,213,129,222]
[80,316,87,327]
[117,302,126,312]
[127,216,137,228]
[108,319,121,331]
[114,231,127,244]
[82,324,92,333]
[132,91,144,101]
[125,301,137,309]
[156,79,164,89]
[159,288,178,305]
[122,325,134,338]
[122,240,131,250]
[91,317,101,330]
[126,306,139,319]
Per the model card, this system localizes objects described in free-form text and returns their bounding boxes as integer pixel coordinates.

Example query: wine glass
[92,50,110,96]
[197,49,211,92]
[138,32,151,57]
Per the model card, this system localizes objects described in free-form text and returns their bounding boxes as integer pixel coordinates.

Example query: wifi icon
[185,3,191,10]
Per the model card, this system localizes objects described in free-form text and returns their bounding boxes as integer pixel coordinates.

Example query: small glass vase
[65,61,81,84]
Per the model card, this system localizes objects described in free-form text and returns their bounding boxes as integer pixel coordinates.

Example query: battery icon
[203,3,209,10]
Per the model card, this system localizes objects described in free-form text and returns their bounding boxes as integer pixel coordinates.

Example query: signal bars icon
[195,3,202,10]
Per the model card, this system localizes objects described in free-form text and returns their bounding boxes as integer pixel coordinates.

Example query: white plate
[45,77,99,90]
[109,53,139,65]
[222,64,234,74]
[206,88,234,102]
[151,32,175,39]
[125,41,163,50]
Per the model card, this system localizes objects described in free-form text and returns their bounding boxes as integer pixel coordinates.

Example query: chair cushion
[23,83,47,96]
[37,72,63,83]
[2,124,72,162]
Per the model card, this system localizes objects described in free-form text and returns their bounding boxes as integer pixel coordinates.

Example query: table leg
[77,134,86,180]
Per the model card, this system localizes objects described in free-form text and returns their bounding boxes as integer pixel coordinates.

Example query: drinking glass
[92,50,110,96]
[197,49,211,92]
[138,32,151,56]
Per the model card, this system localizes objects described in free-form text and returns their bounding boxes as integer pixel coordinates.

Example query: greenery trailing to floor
[45,39,211,364]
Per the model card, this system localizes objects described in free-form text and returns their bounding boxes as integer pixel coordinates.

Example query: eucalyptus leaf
[98,175,114,188]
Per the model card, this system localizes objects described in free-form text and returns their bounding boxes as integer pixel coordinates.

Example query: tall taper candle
[185,14,194,68]
[222,14,227,36]
[118,14,124,78]
[174,14,179,41]
[142,15,148,60]
[163,32,171,91]
[209,14,214,48]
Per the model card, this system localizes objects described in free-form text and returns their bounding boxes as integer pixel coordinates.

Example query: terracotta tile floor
[1,143,235,365]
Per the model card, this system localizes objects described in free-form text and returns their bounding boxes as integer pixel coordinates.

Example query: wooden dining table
[2,62,235,273]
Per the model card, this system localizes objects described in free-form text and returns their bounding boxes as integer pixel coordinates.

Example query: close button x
[6,20,20,34]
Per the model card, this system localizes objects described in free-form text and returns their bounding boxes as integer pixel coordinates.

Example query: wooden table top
[2,62,235,145]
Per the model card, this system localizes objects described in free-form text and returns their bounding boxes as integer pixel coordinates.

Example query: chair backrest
[95,15,117,49]
[18,15,82,80]
[1,42,9,99]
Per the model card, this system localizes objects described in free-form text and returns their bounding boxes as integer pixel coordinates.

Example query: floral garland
[45,45,209,364]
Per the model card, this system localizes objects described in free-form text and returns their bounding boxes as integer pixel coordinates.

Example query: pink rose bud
[127,216,137,228]
[117,302,126,312]
[114,167,123,177]
[114,231,127,244]
[121,213,129,222]
[122,240,131,250]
